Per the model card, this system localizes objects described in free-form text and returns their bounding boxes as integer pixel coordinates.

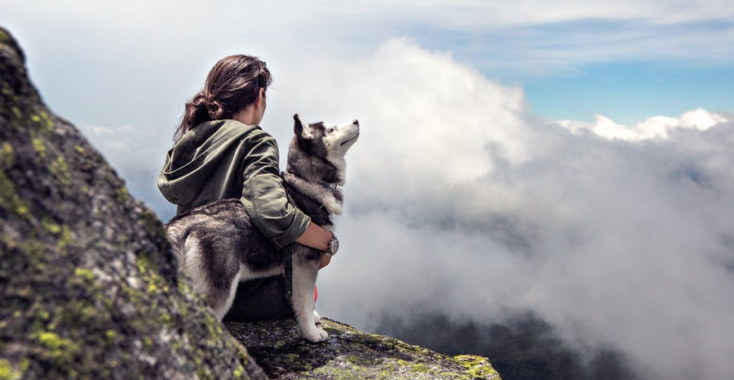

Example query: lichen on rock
[227,319,501,379]
[0,26,266,380]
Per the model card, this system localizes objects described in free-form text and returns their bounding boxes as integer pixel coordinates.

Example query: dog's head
[293,114,360,160]
[287,114,359,185]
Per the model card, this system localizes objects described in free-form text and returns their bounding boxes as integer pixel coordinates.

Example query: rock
[227,319,501,379]
[0,26,502,380]
[0,27,266,380]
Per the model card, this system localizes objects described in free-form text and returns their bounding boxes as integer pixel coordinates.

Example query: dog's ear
[294,114,313,140]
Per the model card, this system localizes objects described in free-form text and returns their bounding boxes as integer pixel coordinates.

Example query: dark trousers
[222,276,296,322]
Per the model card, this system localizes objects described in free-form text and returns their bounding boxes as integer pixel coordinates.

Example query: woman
[157,55,333,321]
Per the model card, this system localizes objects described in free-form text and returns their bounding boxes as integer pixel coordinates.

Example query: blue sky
[392,16,734,124]
[2,2,734,379]
[524,62,734,124]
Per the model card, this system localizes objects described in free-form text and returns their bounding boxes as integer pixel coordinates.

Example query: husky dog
[165,114,359,343]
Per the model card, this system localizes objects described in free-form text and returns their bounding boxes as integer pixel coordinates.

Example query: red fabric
[314,285,318,302]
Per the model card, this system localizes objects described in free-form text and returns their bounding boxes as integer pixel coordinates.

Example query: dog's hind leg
[184,234,241,321]
[291,253,328,343]
[207,270,241,320]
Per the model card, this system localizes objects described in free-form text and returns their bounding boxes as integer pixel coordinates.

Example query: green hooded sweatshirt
[157,119,311,250]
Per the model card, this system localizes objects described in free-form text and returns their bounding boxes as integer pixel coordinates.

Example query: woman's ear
[256,87,266,109]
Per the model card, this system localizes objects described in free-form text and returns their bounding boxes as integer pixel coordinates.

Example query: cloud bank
[261,39,734,380]
[75,36,734,380]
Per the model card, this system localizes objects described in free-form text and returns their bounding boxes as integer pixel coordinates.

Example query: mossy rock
[0,26,266,380]
[227,318,501,379]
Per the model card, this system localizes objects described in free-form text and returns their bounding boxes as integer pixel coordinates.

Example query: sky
[2,1,733,379]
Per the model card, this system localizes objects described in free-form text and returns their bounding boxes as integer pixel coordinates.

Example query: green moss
[0,143,14,168]
[411,364,431,373]
[284,353,299,363]
[0,359,23,380]
[31,137,45,158]
[39,110,53,130]
[29,111,53,130]
[136,251,154,274]
[116,186,130,202]
[0,150,30,220]
[346,355,378,366]
[35,331,79,353]
[74,145,85,154]
[55,226,72,254]
[42,216,62,235]
[158,313,171,325]
[49,156,71,186]
[0,29,9,44]
[32,330,81,368]
[1,81,11,97]
[455,355,500,379]
[74,267,95,281]
[0,169,28,219]
[11,106,22,122]
[15,204,29,218]
[37,310,50,321]
[37,331,62,349]
[233,365,245,378]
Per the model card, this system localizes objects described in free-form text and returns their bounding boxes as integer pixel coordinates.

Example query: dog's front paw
[302,326,329,343]
[313,310,321,325]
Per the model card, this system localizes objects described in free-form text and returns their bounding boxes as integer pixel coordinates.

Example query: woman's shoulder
[241,123,278,146]
[215,119,273,143]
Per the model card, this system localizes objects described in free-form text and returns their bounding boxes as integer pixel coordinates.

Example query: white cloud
[557,109,731,141]
[267,39,734,380]
[77,122,173,217]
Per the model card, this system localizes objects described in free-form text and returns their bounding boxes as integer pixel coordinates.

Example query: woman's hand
[296,222,335,270]
[319,252,332,270]
[295,222,334,252]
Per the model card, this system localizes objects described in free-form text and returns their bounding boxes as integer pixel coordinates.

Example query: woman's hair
[175,54,272,141]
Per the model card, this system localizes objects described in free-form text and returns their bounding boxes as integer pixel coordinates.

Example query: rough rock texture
[0,26,502,380]
[227,319,501,379]
[0,27,266,380]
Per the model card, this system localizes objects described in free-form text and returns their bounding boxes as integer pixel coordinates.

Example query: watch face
[330,238,339,255]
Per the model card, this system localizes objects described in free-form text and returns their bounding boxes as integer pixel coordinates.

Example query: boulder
[0,27,266,380]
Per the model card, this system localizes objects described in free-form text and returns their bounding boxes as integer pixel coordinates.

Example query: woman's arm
[240,129,333,269]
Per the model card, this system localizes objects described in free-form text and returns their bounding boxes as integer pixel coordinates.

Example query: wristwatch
[327,235,339,256]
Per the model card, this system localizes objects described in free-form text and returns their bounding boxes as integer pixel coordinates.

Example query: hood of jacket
[157,119,259,207]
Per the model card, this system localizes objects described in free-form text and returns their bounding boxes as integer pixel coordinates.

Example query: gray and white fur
[165,114,359,343]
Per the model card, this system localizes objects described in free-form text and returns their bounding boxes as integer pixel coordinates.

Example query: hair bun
[206,100,224,119]
[190,93,207,108]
